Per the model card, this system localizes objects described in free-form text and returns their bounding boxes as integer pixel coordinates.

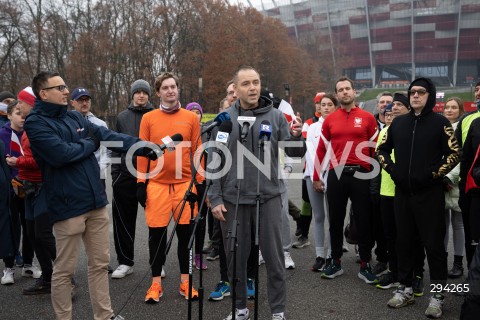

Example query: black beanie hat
[393,93,410,109]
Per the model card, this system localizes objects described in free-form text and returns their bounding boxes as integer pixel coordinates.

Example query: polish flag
[10,132,24,156]
[278,99,296,125]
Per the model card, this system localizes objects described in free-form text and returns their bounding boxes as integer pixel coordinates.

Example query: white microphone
[215,120,233,145]
[237,111,256,141]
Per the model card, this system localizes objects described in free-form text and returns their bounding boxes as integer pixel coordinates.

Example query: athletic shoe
[203,240,213,254]
[284,251,295,269]
[311,257,326,272]
[324,257,332,270]
[372,261,388,276]
[111,264,133,279]
[23,277,51,295]
[22,264,42,278]
[258,251,265,265]
[223,308,250,320]
[207,248,220,261]
[161,266,166,278]
[208,281,231,301]
[15,253,23,267]
[194,254,207,270]
[425,293,444,319]
[272,313,286,320]
[179,280,199,300]
[145,282,162,303]
[247,278,255,299]
[376,271,399,289]
[358,262,378,284]
[292,236,310,248]
[387,285,414,308]
[1,268,14,285]
[321,259,343,279]
[412,276,424,297]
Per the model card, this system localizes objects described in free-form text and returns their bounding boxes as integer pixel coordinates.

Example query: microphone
[259,120,272,143]
[146,133,183,160]
[215,120,233,145]
[237,110,256,141]
[201,111,231,134]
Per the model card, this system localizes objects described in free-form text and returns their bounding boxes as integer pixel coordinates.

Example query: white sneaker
[1,268,15,285]
[161,266,166,278]
[111,264,133,279]
[258,251,265,265]
[22,264,42,278]
[224,308,250,320]
[284,251,295,269]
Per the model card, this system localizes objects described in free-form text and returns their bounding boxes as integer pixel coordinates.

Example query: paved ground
[0,169,465,320]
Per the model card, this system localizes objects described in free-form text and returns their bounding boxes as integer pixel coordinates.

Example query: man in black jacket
[377,77,460,318]
[111,79,154,279]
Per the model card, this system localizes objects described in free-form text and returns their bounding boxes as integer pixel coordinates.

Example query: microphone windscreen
[218,120,233,134]
[171,133,183,142]
[214,111,231,123]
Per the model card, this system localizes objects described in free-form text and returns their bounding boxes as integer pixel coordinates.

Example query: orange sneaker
[145,282,163,303]
[179,280,199,300]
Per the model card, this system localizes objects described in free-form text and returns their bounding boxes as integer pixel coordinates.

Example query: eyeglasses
[408,89,427,96]
[385,113,394,118]
[42,85,68,92]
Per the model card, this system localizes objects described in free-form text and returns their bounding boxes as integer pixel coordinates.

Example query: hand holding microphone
[144,133,183,160]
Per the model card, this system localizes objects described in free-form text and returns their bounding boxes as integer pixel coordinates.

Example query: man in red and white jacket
[312,77,379,284]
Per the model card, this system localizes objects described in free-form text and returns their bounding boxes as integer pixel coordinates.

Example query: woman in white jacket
[443,97,465,278]
[304,93,338,271]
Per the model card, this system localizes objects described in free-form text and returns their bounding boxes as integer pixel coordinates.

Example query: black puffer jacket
[377,77,460,193]
[111,102,154,180]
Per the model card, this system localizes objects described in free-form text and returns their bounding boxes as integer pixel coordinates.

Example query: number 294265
[430,283,469,293]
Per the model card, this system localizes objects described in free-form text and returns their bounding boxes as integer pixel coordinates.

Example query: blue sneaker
[321,259,344,279]
[208,281,230,301]
[247,278,255,299]
[358,262,378,284]
[15,253,23,267]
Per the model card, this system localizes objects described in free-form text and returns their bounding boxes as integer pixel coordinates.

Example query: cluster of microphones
[144,111,273,160]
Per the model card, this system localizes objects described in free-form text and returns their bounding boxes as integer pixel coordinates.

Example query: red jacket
[17,133,42,183]
[313,107,378,181]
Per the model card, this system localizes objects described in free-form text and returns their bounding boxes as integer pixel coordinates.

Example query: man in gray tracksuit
[208,65,305,320]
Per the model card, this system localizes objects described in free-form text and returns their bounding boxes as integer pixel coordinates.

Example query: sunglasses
[42,85,68,92]
[408,89,427,96]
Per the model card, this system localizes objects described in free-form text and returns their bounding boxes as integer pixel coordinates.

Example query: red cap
[17,86,36,106]
[314,92,325,104]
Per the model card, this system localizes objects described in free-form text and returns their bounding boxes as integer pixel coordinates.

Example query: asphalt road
[0,169,465,320]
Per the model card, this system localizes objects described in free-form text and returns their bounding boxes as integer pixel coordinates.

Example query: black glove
[88,126,100,150]
[136,182,147,208]
[443,176,453,192]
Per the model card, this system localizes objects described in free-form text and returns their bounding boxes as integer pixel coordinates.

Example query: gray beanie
[130,79,151,99]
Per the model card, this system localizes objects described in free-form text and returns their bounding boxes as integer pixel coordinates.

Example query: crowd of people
[0,68,480,320]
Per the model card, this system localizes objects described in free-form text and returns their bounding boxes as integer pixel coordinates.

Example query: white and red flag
[10,131,24,156]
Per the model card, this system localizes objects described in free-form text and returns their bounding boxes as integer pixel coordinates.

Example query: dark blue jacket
[25,99,144,224]
[0,140,15,258]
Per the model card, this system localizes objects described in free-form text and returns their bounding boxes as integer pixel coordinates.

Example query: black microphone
[259,120,272,146]
[215,120,233,145]
[237,111,256,141]
[146,133,183,160]
[201,112,231,135]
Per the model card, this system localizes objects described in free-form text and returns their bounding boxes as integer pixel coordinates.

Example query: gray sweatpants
[221,196,286,314]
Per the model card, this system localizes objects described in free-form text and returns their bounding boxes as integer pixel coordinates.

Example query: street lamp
[198,77,203,105]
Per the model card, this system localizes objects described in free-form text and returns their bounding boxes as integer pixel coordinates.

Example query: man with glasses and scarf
[377,77,460,318]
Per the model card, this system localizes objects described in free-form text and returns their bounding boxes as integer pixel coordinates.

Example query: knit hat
[314,92,325,104]
[392,93,409,109]
[17,86,36,106]
[185,102,203,119]
[0,91,15,103]
[71,87,92,101]
[408,77,437,113]
[383,103,393,115]
[130,79,151,99]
